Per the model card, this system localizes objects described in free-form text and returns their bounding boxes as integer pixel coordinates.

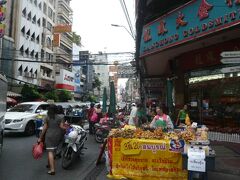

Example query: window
[36,35,40,44]
[38,2,42,10]
[25,48,29,56]
[32,15,36,24]
[43,2,47,14]
[22,8,26,17]
[31,32,35,41]
[34,0,37,6]
[46,37,52,48]
[27,12,31,21]
[42,18,46,27]
[30,50,34,57]
[35,52,39,60]
[21,26,25,36]
[41,49,45,59]
[37,18,41,26]
[47,21,52,32]
[48,7,53,19]
[20,46,24,56]
[46,52,51,62]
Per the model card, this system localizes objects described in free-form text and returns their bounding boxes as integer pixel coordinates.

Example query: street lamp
[111,24,135,40]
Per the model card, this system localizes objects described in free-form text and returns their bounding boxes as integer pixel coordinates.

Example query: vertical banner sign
[108,138,187,180]
[53,33,60,47]
[0,0,6,38]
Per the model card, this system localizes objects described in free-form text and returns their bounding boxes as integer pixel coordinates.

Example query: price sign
[187,147,206,159]
[188,158,206,172]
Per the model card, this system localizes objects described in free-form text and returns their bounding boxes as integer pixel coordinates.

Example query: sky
[70,0,135,54]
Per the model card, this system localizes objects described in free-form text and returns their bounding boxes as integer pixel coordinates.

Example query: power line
[0,57,134,66]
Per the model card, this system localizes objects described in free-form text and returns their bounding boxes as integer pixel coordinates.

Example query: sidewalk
[83,141,240,180]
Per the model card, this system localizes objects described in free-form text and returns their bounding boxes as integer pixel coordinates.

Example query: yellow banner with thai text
[108,138,187,180]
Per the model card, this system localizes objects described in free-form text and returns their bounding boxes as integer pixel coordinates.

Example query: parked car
[4,102,49,135]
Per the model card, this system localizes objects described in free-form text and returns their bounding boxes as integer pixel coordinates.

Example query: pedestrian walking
[38,104,66,175]
[88,103,97,134]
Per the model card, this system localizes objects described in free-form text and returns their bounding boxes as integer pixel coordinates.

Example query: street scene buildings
[0,0,240,179]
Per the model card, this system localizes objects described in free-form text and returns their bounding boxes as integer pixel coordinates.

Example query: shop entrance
[187,74,240,130]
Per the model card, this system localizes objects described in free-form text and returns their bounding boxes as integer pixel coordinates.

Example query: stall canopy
[7,97,17,104]
[7,91,22,97]
[102,87,107,113]
[109,81,116,116]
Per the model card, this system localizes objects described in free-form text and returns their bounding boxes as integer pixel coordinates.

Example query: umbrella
[102,87,107,113]
[7,97,17,104]
[109,81,116,116]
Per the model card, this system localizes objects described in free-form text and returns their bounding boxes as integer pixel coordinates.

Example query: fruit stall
[106,125,215,180]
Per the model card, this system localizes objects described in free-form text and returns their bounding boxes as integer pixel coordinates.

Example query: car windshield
[8,104,35,113]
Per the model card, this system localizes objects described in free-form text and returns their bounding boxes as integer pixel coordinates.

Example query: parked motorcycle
[62,124,87,169]
[94,117,125,143]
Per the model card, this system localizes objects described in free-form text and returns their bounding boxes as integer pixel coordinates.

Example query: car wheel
[24,121,35,136]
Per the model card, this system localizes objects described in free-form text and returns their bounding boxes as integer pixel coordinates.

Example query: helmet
[68,130,78,139]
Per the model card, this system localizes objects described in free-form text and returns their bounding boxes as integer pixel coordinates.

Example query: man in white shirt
[128,103,138,126]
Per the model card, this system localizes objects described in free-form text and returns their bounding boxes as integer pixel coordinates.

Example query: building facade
[136,0,240,127]
[93,53,109,98]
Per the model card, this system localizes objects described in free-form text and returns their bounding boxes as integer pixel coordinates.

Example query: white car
[4,102,49,135]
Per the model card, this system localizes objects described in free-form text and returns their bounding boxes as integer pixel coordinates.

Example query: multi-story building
[93,53,109,98]
[12,0,57,89]
[72,44,86,99]
[0,0,15,86]
[55,0,72,72]
[54,0,74,92]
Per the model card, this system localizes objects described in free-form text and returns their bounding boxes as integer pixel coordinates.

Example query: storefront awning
[7,91,22,97]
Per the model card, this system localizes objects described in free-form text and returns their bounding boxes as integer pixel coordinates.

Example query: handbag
[32,142,44,160]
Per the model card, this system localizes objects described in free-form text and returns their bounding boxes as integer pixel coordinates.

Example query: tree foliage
[44,90,59,102]
[21,84,42,101]
[57,89,72,102]
[93,76,102,91]
[72,32,81,46]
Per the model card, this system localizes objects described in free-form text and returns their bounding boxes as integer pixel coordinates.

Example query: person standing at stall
[96,104,103,123]
[175,104,190,126]
[135,103,147,127]
[150,106,173,130]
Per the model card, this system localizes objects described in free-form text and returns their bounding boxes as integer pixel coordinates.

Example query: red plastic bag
[32,142,44,160]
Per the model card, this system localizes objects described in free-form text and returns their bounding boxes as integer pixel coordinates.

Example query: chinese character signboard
[0,0,6,38]
[140,0,240,57]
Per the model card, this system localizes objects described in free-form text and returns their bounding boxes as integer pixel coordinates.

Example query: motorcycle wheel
[95,133,104,143]
[62,146,77,169]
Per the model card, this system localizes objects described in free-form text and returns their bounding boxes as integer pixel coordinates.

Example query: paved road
[0,133,103,180]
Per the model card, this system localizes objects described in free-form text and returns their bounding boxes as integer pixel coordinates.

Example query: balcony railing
[58,0,73,13]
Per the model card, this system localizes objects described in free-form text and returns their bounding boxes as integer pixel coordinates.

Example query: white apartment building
[93,53,109,98]
[14,0,57,89]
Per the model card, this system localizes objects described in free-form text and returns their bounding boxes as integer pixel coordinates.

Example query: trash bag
[32,142,44,160]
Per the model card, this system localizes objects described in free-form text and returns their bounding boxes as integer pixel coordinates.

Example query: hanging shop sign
[53,24,72,33]
[55,69,75,91]
[117,66,136,78]
[140,0,240,57]
[221,51,240,58]
[221,58,240,64]
[53,33,60,47]
[220,65,240,73]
